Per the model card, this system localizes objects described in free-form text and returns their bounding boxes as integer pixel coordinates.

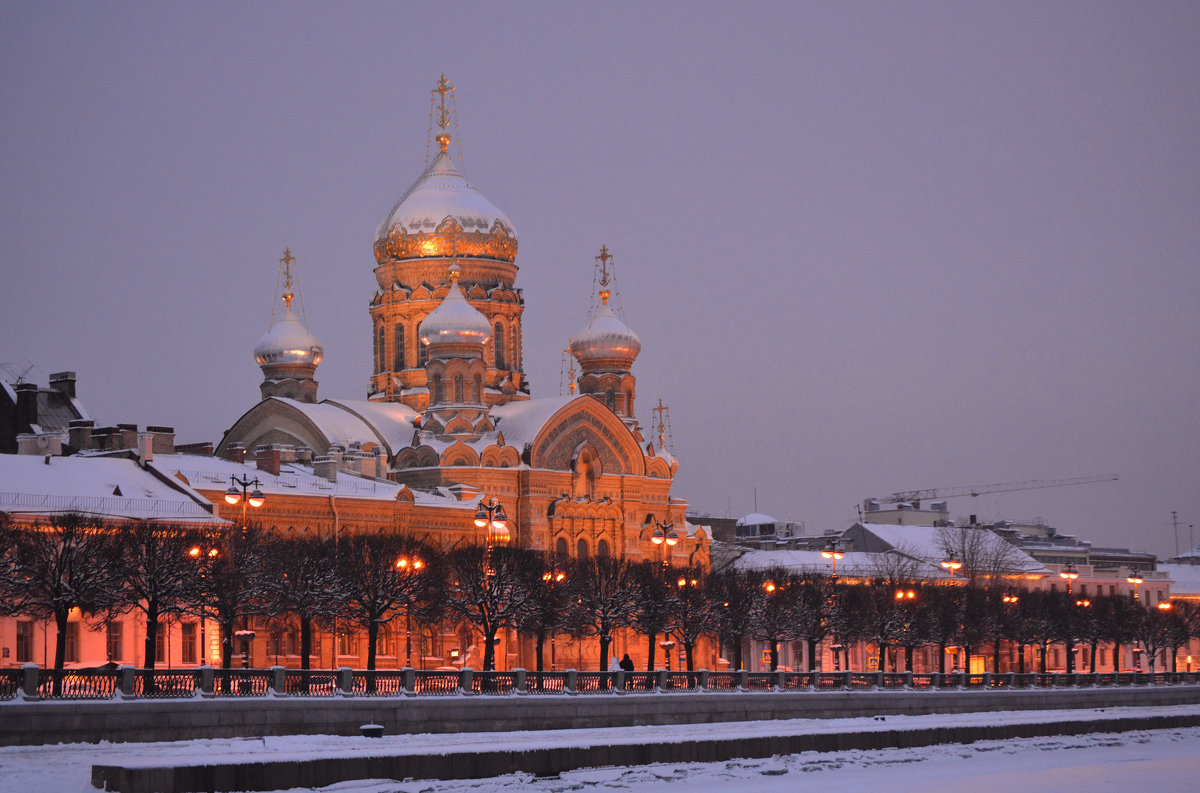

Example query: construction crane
[877,474,1118,507]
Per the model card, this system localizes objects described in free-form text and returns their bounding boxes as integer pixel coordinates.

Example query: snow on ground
[2,706,1198,793]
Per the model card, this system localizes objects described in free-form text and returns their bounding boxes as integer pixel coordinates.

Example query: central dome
[373,149,517,265]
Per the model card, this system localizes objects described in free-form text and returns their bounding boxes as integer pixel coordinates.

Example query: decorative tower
[418,263,495,439]
[254,248,323,403]
[370,75,526,410]
[570,246,641,429]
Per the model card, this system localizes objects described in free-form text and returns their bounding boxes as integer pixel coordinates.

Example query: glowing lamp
[224,486,241,505]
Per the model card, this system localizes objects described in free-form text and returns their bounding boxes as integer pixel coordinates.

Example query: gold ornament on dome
[374,216,518,264]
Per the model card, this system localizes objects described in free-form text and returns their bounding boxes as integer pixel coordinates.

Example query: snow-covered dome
[570,293,641,374]
[254,304,323,367]
[419,266,492,353]
[373,148,517,265]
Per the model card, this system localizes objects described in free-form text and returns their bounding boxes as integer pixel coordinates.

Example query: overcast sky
[2,2,1197,558]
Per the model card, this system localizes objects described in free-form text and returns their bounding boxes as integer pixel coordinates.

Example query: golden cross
[280,247,296,269]
[653,398,668,448]
[433,74,454,130]
[596,245,612,287]
[279,247,296,306]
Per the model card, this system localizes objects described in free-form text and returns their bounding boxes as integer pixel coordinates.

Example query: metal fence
[2,665,1198,701]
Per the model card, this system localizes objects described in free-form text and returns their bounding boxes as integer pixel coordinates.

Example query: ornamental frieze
[374,217,518,264]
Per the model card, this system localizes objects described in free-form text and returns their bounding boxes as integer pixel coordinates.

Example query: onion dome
[419,265,492,356]
[254,302,323,367]
[373,147,517,265]
[570,288,641,374]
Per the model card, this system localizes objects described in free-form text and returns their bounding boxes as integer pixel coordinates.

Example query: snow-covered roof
[736,512,777,527]
[859,522,1046,574]
[491,396,577,449]
[0,454,224,524]
[1160,564,1200,597]
[733,549,885,577]
[151,454,406,501]
[326,399,419,455]
[272,398,388,452]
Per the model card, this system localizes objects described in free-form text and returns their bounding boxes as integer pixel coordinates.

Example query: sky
[1,2,1197,559]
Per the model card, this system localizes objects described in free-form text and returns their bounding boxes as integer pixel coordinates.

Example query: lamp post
[187,545,219,666]
[822,541,845,579]
[649,518,678,548]
[395,555,425,667]
[1059,563,1079,595]
[940,557,962,581]
[1126,570,1144,601]
[224,475,265,531]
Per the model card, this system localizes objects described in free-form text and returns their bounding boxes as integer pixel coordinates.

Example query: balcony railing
[2,665,1197,702]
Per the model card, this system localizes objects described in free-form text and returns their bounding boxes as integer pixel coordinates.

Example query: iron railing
[2,665,1197,701]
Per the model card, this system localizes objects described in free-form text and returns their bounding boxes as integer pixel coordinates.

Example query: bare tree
[936,525,1027,587]
[444,544,538,671]
[749,568,801,671]
[109,521,196,688]
[515,553,573,673]
[629,561,676,670]
[567,556,638,670]
[184,522,269,671]
[667,567,714,672]
[709,567,761,671]
[5,514,120,693]
[339,532,439,671]
[261,534,348,672]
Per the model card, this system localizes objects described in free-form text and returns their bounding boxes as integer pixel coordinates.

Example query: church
[216,76,707,570]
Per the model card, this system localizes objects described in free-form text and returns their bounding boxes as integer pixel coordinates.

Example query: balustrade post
[565,669,577,694]
[612,670,625,693]
[930,672,942,689]
[269,665,285,695]
[401,667,416,695]
[982,672,991,689]
[118,665,136,697]
[737,670,749,691]
[21,664,40,699]
[698,669,710,691]
[776,670,787,691]
[459,668,474,694]
[198,665,214,696]
[903,671,913,689]
[873,671,883,689]
[656,669,669,691]
[514,668,527,693]
[337,666,354,696]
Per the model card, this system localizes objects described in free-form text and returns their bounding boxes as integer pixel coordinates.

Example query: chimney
[48,371,76,399]
[17,433,62,456]
[223,443,246,464]
[313,455,338,482]
[117,423,138,450]
[14,383,38,429]
[146,425,175,454]
[255,444,282,477]
[68,419,95,451]
[278,444,296,465]
[137,433,154,465]
[92,426,117,451]
[295,446,313,465]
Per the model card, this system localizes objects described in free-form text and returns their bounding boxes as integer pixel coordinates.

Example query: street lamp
[940,557,962,581]
[894,588,916,601]
[1126,570,1144,601]
[1059,563,1079,595]
[187,545,219,665]
[395,555,424,667]
[822,541,845,579]
[649,519,679,547]
[1002,591,1020,604]
[224,474,266,530]
[474,497,510,544]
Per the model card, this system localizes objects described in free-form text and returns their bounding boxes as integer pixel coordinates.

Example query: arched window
[555,537,568,557]
[454,375,464,403]
[606,389,616,410]
[473,374,483,403]
[597,539,610,558]
[393,324,405,370]
[418,331,428,367]
[577,538,589,559]
[431,375,441,405]
[376,325,385,373]
[494,322,506,369]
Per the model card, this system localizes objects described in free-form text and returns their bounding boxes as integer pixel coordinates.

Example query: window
[418,336,428,367]
[65,622,80,664]
[494,323,506,369]
[606,390,615,409]
[16,621,33,663]
[106,621,123,662]
[155,620,167,664]
[597,539,610,558]
[376,325,385,373]
[555,537,568,557]
[431,375,441,404]
[181,622,197,664]
[577,539,589,559]
[454,375,464,403]
[393,324,406,370]
[473,374,482,403]
[338,632,354,657]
